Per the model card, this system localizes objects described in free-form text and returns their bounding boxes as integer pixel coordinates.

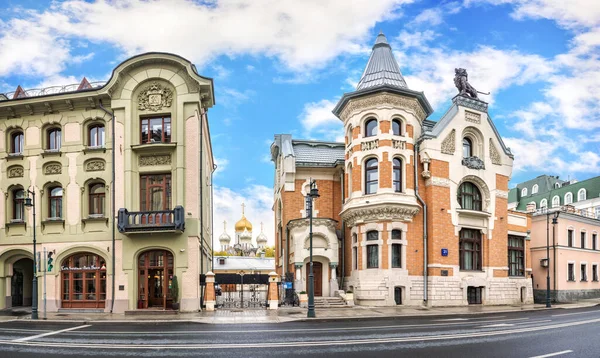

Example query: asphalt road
[0,306,599,357]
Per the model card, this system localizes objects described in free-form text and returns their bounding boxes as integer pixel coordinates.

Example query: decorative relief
[139,154,171,166]
[287,218,337,231]
[425,177,451,187]
[8,166,24,178]
[441,129,456,154]
[44,163,62,175]
[341,205,420,226]
[137,81,173,111]
[452,95,488,113]
[339,93,426,122]
[461,156,485,170]
[361,139,379,151]
[86,160,105,172]
[495,190,509,199]
[489,139,501,165]
[465,110,481,124]
[392,139,406,149]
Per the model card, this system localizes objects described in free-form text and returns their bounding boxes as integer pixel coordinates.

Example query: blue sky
[1,0,599,246]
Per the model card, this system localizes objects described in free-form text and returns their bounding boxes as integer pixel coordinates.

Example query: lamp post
[306,179,319,318]
[24,188,38,320]
[547,211,559,307]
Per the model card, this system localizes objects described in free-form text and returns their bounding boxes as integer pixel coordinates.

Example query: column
[268,271,279,310]
[329,263,338,298]
[204,271,215,311]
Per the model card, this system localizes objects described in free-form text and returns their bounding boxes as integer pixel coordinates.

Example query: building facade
[272,33,533,306]
[0,53,215,313]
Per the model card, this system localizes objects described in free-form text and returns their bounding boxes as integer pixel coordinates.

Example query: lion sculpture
[454,68,481,99]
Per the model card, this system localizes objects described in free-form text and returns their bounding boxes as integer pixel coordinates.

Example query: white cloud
[213,185,274,248]
[298,99,344,141]
[211,64,231,80]
[488,0,600,29]
[396,30,438,49]
[246,65,255,72]
[411,8,444,26]
[214,157,229,176]
[218,88,255,108]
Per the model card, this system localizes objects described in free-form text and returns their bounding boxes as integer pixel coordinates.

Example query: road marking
[552,310,600,317]
[12,325,90,342]
[479,323,514,328]
[3,318,600,350]
[435,318,469,321]
[529,350,573,358]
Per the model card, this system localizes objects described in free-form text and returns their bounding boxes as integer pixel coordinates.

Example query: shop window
[141,116,171,144]
[61,253,106,309]
[460,229,481,271]
[458,182,482,211]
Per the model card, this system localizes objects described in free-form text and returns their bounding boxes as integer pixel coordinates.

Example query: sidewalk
[3,299,598,324]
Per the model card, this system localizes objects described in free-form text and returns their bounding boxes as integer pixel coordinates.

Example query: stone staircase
[314,296,346,308]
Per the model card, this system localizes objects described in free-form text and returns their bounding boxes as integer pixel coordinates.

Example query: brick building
[271,33,532,306]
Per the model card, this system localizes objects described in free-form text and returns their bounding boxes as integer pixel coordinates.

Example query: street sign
[441,248,448,257]
[284,282,292,289]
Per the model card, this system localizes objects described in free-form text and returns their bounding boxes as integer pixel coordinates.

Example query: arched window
[555,182,560,189]
[61,252,107,308]
[564,192,573,205]
[13,189,25,221]
[89,124,105,147]
[540,198,548,209]
[462,137,472,158]
[393,158,402,193]
[392,119,402,136]
[347,165,352,195]
[365,158,378,195]
[532,184,538,194]
[521,187,528,197]
[346,126,353,146]
[47,128,61,151]
[11,131,24,154]
[457,182,482,211]
[49,186,63,218]
[460,229,481,271]
[552,195,560,208]
[89,183,106,216]
[578,188,586,201]
[365,118,377,137]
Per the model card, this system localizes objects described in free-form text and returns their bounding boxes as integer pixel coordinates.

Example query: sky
[1,0,599,248]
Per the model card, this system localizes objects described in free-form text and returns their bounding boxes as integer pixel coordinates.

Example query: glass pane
[164,118,171,143]
[392,230,401,241]
[367,182,377,194]
[99,126,105,146]
[366,120,377,137]
[367,231,378,241]
[392,120,401,135]
[151,118,162,142]
[74,280,83,300]
[392,244,401,267]
[141,122,148,143]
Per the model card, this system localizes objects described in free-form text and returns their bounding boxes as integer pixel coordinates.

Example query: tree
[264,246,275,257]
[213,250,230,257]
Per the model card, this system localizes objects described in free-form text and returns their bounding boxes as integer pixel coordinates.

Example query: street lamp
[547,211,560,307]
[23,188,38,320]
[306,179,319,318]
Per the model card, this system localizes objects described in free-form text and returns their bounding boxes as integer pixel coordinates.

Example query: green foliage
[264,246,275,257]
[213,250,230,257]
[171,275,179,303]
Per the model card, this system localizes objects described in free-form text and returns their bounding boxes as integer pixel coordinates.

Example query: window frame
[508,235,525,277]
[459,229,482,271]
[47,127,62,151]
[391,243,402,268]
[364,158,378,195]
[568,229,574,247]
[521,187,527,197]
[12,188,25,221]
[581,231,586,249]
[593,264,598,282]
[552,196,560,208]
[140,174,172,211]
[540,198,548,209]
[462,137,473,158]
[577,188,586,201]
[581,264,587,282]
[88,124,105,147]
[88,183,106,216]
[140,116,172,144]
[48,186,63,219]
[457,182,482,211]
[392,119,402,136]
[593,233,597,250]
[366,230,378,269]
[568,263,575,281]
[564,192,573,205]
[393,158,402,193]
[364,118,377,138]
[10,131,24,154]
[532,184,538,194]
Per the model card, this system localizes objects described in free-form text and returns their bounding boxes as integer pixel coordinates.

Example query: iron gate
[215,273,269,309]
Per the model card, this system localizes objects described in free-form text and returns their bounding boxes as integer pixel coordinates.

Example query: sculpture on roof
[454,68,489,99]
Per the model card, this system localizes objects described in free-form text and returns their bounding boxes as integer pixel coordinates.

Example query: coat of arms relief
[137,81,173,111]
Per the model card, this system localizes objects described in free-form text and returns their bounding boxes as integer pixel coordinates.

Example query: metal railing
[117,205,185,233]
[1,81,106,101]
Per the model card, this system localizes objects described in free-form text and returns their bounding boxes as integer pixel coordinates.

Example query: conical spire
[356,32,408,91]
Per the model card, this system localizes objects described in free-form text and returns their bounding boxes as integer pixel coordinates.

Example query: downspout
[199,108,204,309]
[211,164,216,272]
[414,136,428,304]
[98,100,116,313]
[340,169,345,289]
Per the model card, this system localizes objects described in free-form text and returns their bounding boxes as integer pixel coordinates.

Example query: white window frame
[552,195,560,208]
[564,192,573,205]
[577,188,586,201]
[567,261,575,282]
[580,262,588,282]
[532,184,538,194]
[540,198,548,209]
[521,188,527,197]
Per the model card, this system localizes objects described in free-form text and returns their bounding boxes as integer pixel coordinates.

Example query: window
[89,183,105,216]
[568,263,575,281]
[581,264,587,281]
[577,189,586,201]
[393,158,402,193]
[593,264,598,282]
[392,119,402,136]
[12,189,25,221]
[521,187,528,197]
[540,199,548,209]
[61,253,106,309]
[364,118,377,137]
[391,229,402,241]
[460,229,481,271]
[49,187,63,219]
[47,128,61,151]
[508,235,524,276]
[467,287,482,304]
[10,131,24,154]
[596,207,600,219]
[564,192,573,205]
[365,158,378,195]
[347,165,352,194]
[581,231,586,249]
[352,247,357,270]
[593,233,597,250]
[392,244,402,268]
[552,196,560,208]
[140,174,172,211]
[366,230,378,269]
[462,137,472,158]
[568,229,574,247]
[88,124,105,147]
[346,126,353,146]
[532,184,539,194]
[141,116,171,144]
[457,182,482,211]
[555,182,560,189]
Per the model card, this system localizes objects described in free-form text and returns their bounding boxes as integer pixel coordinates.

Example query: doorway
[11,269,24,307]
[306,262,322,297]
[11,258,33,307]
[138,250,174,309]
[394,287,402,305]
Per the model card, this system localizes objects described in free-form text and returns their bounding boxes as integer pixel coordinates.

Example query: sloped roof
[514,175,600,211]
[356,33,408,91]
[292,140,345,167]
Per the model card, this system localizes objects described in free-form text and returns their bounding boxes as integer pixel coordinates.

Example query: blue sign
[441,248,449,257]
[284,282,293,289]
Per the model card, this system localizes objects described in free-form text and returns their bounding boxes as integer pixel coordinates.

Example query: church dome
[240,228,252,240]
[256,222,267,243]
[219,231,231,243]
[235,217,253,232]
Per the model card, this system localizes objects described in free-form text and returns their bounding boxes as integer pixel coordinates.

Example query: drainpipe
[340,169,345,289]
[98,100,116,313]
[414,136,428,304]
[211,164,216,272]
[199,108,204,309]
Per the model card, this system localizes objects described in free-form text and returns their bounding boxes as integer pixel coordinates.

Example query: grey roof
[213,256,275,272]
[356,33,408,91]
[292,140,345,167]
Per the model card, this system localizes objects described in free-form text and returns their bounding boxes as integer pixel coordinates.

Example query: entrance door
[148,269,165,307]
[306,262,323,297]
[394,287,402,305]
[11,269,23,307]
[138,250,174,309]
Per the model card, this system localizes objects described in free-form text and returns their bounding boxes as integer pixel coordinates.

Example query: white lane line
[12,325,90,342]
[552,310,600,317]
[479,323,514,328]
[529,350,573,358]
[435,318,469,321]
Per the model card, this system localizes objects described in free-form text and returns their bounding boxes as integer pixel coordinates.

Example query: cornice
[340,203,420,226]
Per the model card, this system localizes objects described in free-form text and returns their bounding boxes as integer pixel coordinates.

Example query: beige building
[0,52,215,313]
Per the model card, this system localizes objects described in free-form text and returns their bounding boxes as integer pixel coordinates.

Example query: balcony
[117,206,185,234]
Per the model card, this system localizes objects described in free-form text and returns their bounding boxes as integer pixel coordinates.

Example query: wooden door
[148,269,165,307]
[306,262,323,297]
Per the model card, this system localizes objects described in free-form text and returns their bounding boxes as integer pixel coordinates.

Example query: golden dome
[234,203,252,231]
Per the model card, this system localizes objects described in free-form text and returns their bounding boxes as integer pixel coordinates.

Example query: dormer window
[521,188,528,197]
[141,116,171,144]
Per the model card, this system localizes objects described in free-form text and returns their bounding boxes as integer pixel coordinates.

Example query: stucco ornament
[441,129,456,154]
[139,155,171,166]
[86,160,105,172]
[361,139,379,151]
[489,139,501,165]
[342,205,420,226]
[465,110,481,124]
[287,218,337,231]
[461,156,485,170]
[8,166,24,178]
[339,93,426,122]
[45,163,62,175]
[138,82,173,111]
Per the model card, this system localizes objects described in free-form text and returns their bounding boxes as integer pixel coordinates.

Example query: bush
[299,291,307,294]
[171,276,179,303]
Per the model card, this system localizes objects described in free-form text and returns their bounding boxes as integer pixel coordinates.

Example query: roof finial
[241,202,245,216]
[260,222,264,233]
[223,220,227,231]
[379,29,383,35]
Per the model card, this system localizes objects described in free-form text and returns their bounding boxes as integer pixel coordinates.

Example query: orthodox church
[218,203,268,256]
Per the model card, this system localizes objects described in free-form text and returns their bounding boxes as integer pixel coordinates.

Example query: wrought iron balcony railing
[117,206,185,234]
